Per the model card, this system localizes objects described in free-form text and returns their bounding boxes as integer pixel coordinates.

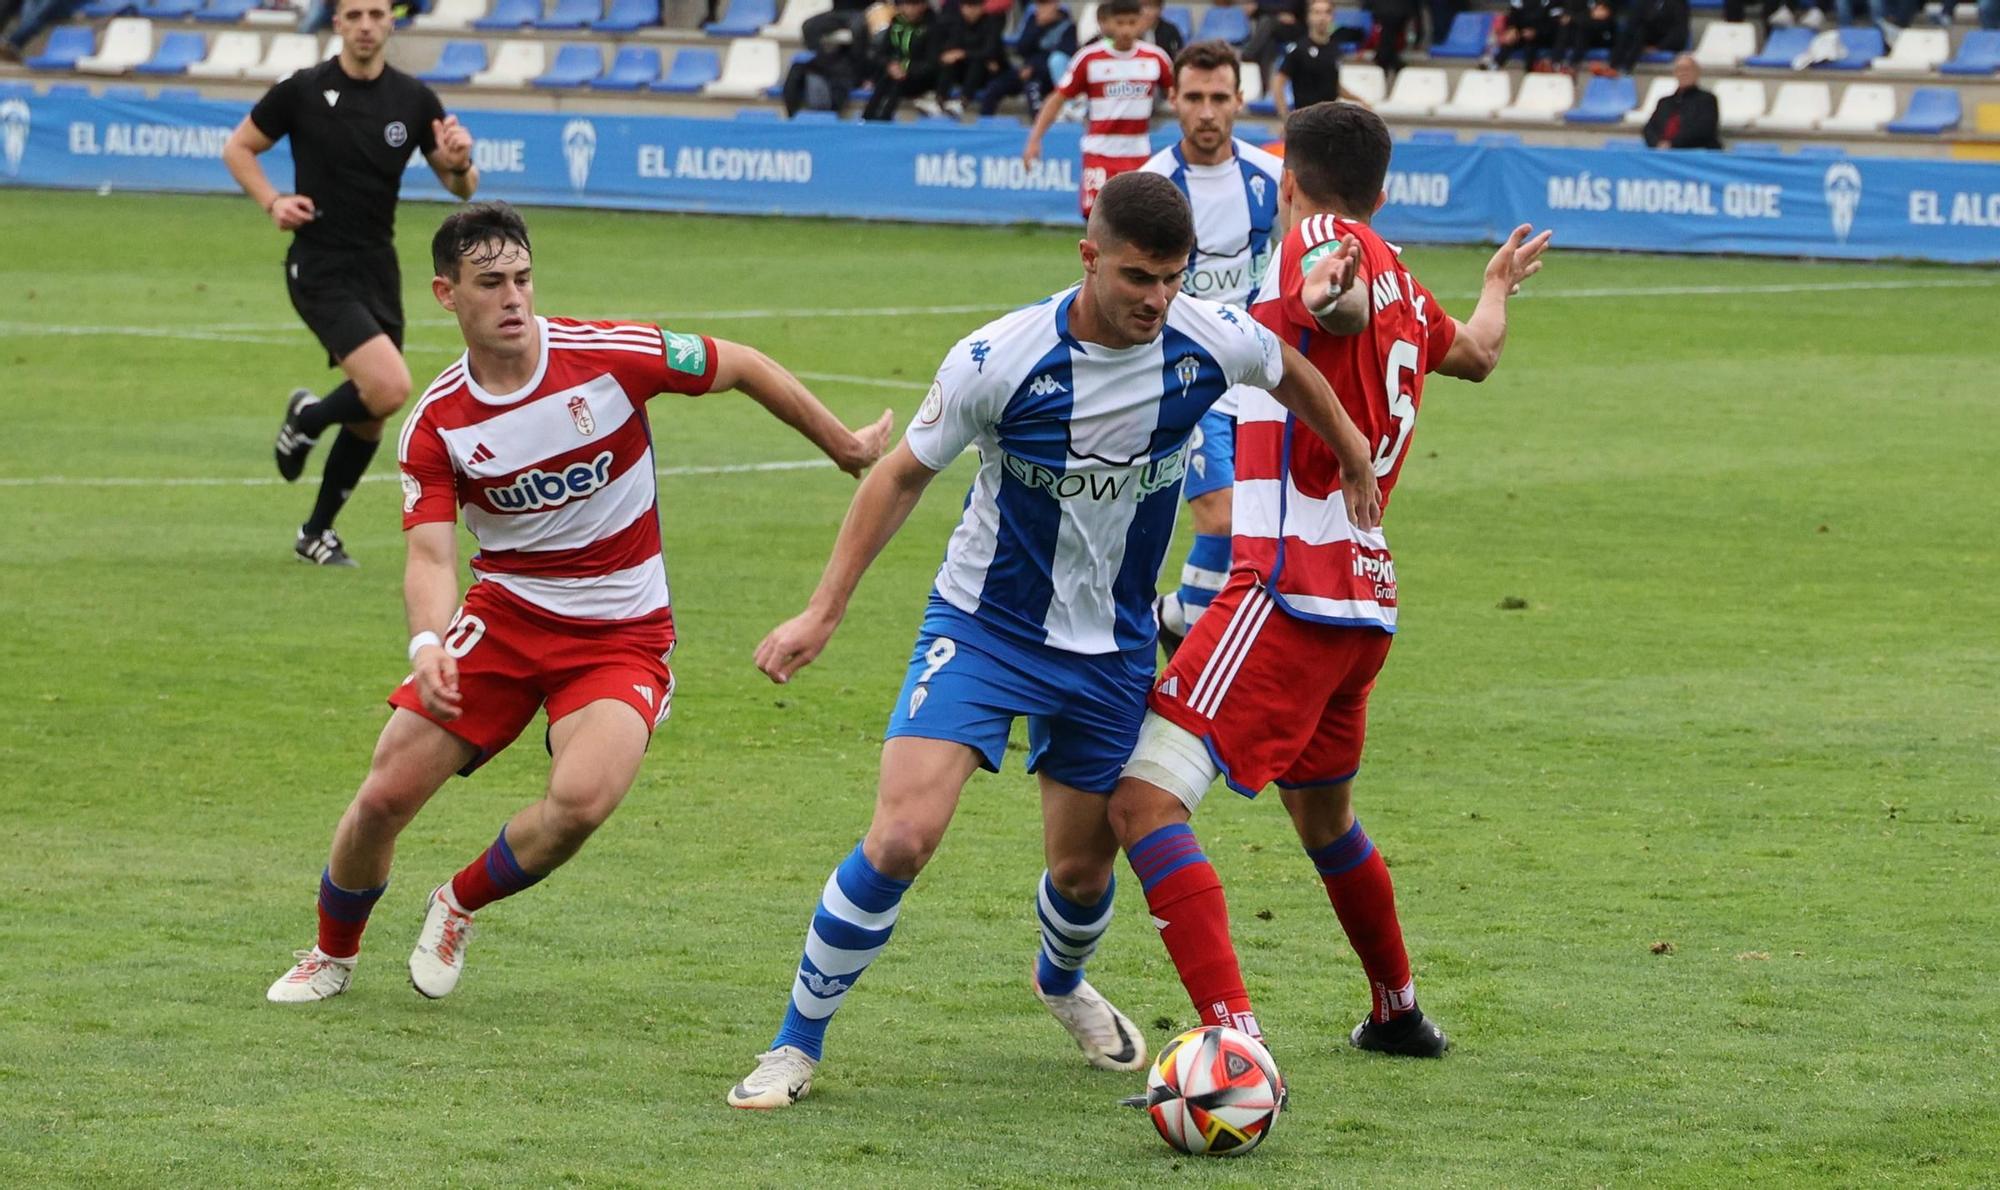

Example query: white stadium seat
[245,32,320,81]
[414,0,487,30]
[1624,75,1676,126]
[324,34,342,59]
[1692,21,1757,70]
[185,30,261,79]
[764,0,831,39]
[1818,82,1896,132]
[1753,81,1831,131]
[1433,69,1512,120]
[472,39,546,85]
[1870,26,1948,74]
[1374,66,1447,117]
[1076,4,1101,45]
[1341,63,1386,106]
[75,16,151,74]
[1239,62,1264,102]
[1714,78,1767,129]
[1498,72,1572,122]
[703,36,781,98]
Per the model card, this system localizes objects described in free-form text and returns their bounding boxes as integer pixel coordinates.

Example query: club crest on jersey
[918,381,944,426]
[1249,175,1267,205]
[487,450,614,512]
[1174,354,1200,399]
[567,394,596,437]
[384,121,407,148]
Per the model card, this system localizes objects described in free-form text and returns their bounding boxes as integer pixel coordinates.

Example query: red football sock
[1128,824,1262,1038]
[1309,822,1416,1022]
[449,826,545,913]
[315,869,385,960]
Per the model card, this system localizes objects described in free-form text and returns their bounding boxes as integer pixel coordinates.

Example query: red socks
[1308,821,1416,1022]
[315,868,385,960]
[1127,825,1262,1038]
[449,826,545,913]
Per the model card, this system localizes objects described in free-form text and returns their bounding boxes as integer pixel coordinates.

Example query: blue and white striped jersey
[905,287,1285,655]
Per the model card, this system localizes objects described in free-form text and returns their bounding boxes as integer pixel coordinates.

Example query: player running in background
[266,203,892,1004]
[1139,40,1282,656]
[1106,103,1552,1058]
[1022,0,1175,219]
[726,172,1380,1109]
[223,0,477,567]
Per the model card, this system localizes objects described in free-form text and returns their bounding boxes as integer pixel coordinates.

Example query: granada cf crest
[568,395,596,436]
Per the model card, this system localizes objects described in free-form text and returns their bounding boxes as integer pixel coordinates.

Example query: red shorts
[387,582,675,775]
[1150,573,1393,795]
[1081,155,1149,217]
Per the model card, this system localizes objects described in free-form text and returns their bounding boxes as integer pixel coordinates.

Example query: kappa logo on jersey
[384,121,407,148]
[322,89,339,107]
[800,970,851,998]
[1217,307,1242,328]
[567,394,596,436]
[969,339,991,372]
[1026,373,1067,398]
[487,450,615,512]
[663,331,706,376]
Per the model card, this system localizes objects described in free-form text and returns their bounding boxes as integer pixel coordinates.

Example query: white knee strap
[1121,713,1221,814]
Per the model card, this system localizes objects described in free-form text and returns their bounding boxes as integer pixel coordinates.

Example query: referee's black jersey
[249,58,447,252]
[1276,39,1344,110]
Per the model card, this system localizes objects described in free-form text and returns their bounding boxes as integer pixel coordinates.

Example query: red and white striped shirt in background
[398,316,720,628]
[1055,41,1174,160]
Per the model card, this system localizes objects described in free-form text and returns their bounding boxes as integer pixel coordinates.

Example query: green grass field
[2,189,1996,1187]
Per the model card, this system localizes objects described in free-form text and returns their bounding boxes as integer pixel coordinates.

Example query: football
[1139,1026,1283,1156]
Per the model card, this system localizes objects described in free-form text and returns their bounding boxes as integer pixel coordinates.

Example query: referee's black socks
[303,429,380,537]
[296,381,371,437]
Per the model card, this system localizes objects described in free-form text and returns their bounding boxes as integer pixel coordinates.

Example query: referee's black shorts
[285,243,404,367]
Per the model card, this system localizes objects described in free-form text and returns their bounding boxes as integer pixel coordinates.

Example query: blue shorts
[1183,407,1236,502]
[884,596,1155,795]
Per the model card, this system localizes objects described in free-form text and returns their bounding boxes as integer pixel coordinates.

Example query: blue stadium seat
[155,85,202,100]
[80,0,134,16]
[705,0,776,36]
[134,31,207,74]
[1196,5,1250,44]
[531,43,601,86]
[535,0,599,29]
[1564,74,1636,123]
[1816,25,1883,70]
[590,45,660,89]
[766,50,809,97]
[1429,10,1490,59]
[1246,81,1284,116]
[26,27,96,70]
[417,40,487,82]
[1939,29,2000,76]
[650,46,720,91]
[1743,26,1813,69]
[1406,128,1456,143]
[1334,6,1367,34]
[138,0,202,16]
[1161,4,1191,40]
[194,0,258,19]
[1473,131,1522,147]
[41,82,93,97]
[1885,86,1961,134]
[592,0,658,32]
[473,0,541,29]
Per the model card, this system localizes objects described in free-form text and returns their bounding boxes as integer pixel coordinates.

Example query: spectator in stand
[1492,0,1553,69]
[0,0,82,61]
[1370,0,1418,73]
[1274,0,1373,116]
[1141,0,1185,57]
[1553,0,1615,71]
[863,0,941,121]
[1642,53,1719,148]
[936,0,1007,115]
[1610,0,1685,73]
[1244,0,1304,75]
[980,0,1077,116]
[783,12,869,116]
[1422,0,1458,49]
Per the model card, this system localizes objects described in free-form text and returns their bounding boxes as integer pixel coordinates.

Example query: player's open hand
[1304,234,1363,312]
[1022,140,1041,168]
[1485,224,1554,297]
[268,193,316,231]
[755,608,839,684]
[431,116,473,170]
[412,644,462,721]
[835,409,895,477]
[1341,465,1383,533]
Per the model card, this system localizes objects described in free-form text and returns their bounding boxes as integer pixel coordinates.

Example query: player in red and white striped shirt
[1022,0,1176,218]
[267,202,892,1005]
[1105,104,1551,1064]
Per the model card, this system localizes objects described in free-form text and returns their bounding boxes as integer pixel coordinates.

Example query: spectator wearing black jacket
[1553,0,1614,69]
[863,0,940,121]
[1142,0,1185,58]
[1370,0,1418,73]
[1610,0,1686,73]
[1642,54,1720,148]
[979,0,1077,116]
[1243,0,1304,75]
[1492,0,1552,69]
[936,0,1008,115]
[783,6,871,116]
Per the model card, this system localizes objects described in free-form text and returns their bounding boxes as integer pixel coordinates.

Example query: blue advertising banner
[4,92,1998,263]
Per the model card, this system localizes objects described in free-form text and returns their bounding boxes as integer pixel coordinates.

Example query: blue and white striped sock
[771,843,911,1061]
[1034,870,1115,997]
[1178,534,1231,626]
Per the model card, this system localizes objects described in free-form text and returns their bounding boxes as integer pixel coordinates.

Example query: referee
[222,0,477,567]
[1271,0,1369,121]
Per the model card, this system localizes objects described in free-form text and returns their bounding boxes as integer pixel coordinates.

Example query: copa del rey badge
[568,394,596,436]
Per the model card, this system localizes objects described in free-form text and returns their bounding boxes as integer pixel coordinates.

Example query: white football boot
[726,1046,819,1109]
[408,885,476,999]
[1035,976,1149,1071]
[266,948,355,1003]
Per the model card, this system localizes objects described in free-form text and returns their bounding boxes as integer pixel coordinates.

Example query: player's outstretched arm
[754,442,941,684]
[222,119,315,231]
[1268,338,1383,531]
[1435,223,1553,383]
[403,521,464,721]
[709,341,894,477]
[1023,91,1066,166]
[1304,235,1369,336]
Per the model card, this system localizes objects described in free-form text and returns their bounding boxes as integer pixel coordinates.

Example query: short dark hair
[1173,40,1241,90]
[1089,171,1194,260]
[1100,0,1142,19]
[1283,101,1392,216]
[432,201,532,280]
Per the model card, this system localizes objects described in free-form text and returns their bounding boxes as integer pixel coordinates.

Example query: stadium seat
[412,0,486,28]
[185,29,260,78]
[324,34,342,58]
[1433,69,1511,119]
[1714,78,1767,128]
[41,82,91,97]
[136,0,200,18]
[154,85,201,100]
[75,17,153,74]
[706,0,777,37]
[1939,29,2000,76]
[1869,26,1947,74]
[764,50,808,97]
[1818,81,1894,131]
[591,45,660,89]
[1428,10,1491,59]
[25,27,96,70]
[1246,79,1286,115]
[1334,6,1367,35]
[703,36,780,96]
[532,43,600,85]
[471,39,547,84]
[245,33,319,81]
[417,40,488,83]
[1564,73,1635,123]
[1498,72,1572,121]
[1236,62,1264,101]
[81,0,135,17]
[1885,85,1961,133]
[1405,128,1457,143]
[134,31,206,75]
[1691,20,1756,69]
[193,0,258,21]
[1196,4,1250,44]
[536,0,599,28]
[1076,4,1100,43]
[1162,5,1192,41]
[594,0,658,31]
[764,0,830,39]
[1624,75,1675,125]
[1341,62,1386,106]
[650,46,721,91]
[1473,131,1522,146]
[1752,80,1830,129]
[1374,65,1447,116]
[1744,26,1814,69]
[1817,25,1884,69]
[474,0,542,30]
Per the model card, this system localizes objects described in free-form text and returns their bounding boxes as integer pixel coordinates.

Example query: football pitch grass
[2,190,1996,1187]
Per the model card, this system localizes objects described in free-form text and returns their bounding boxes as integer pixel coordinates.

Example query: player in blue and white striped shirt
[725,172,1377,1110]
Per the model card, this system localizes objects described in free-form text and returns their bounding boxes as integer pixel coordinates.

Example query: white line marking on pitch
[0,458,835,490]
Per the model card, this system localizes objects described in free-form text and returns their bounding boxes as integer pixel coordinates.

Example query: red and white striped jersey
[1055,41,1173,160]
[398,315,720,627]
[1240,214,1457,631]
